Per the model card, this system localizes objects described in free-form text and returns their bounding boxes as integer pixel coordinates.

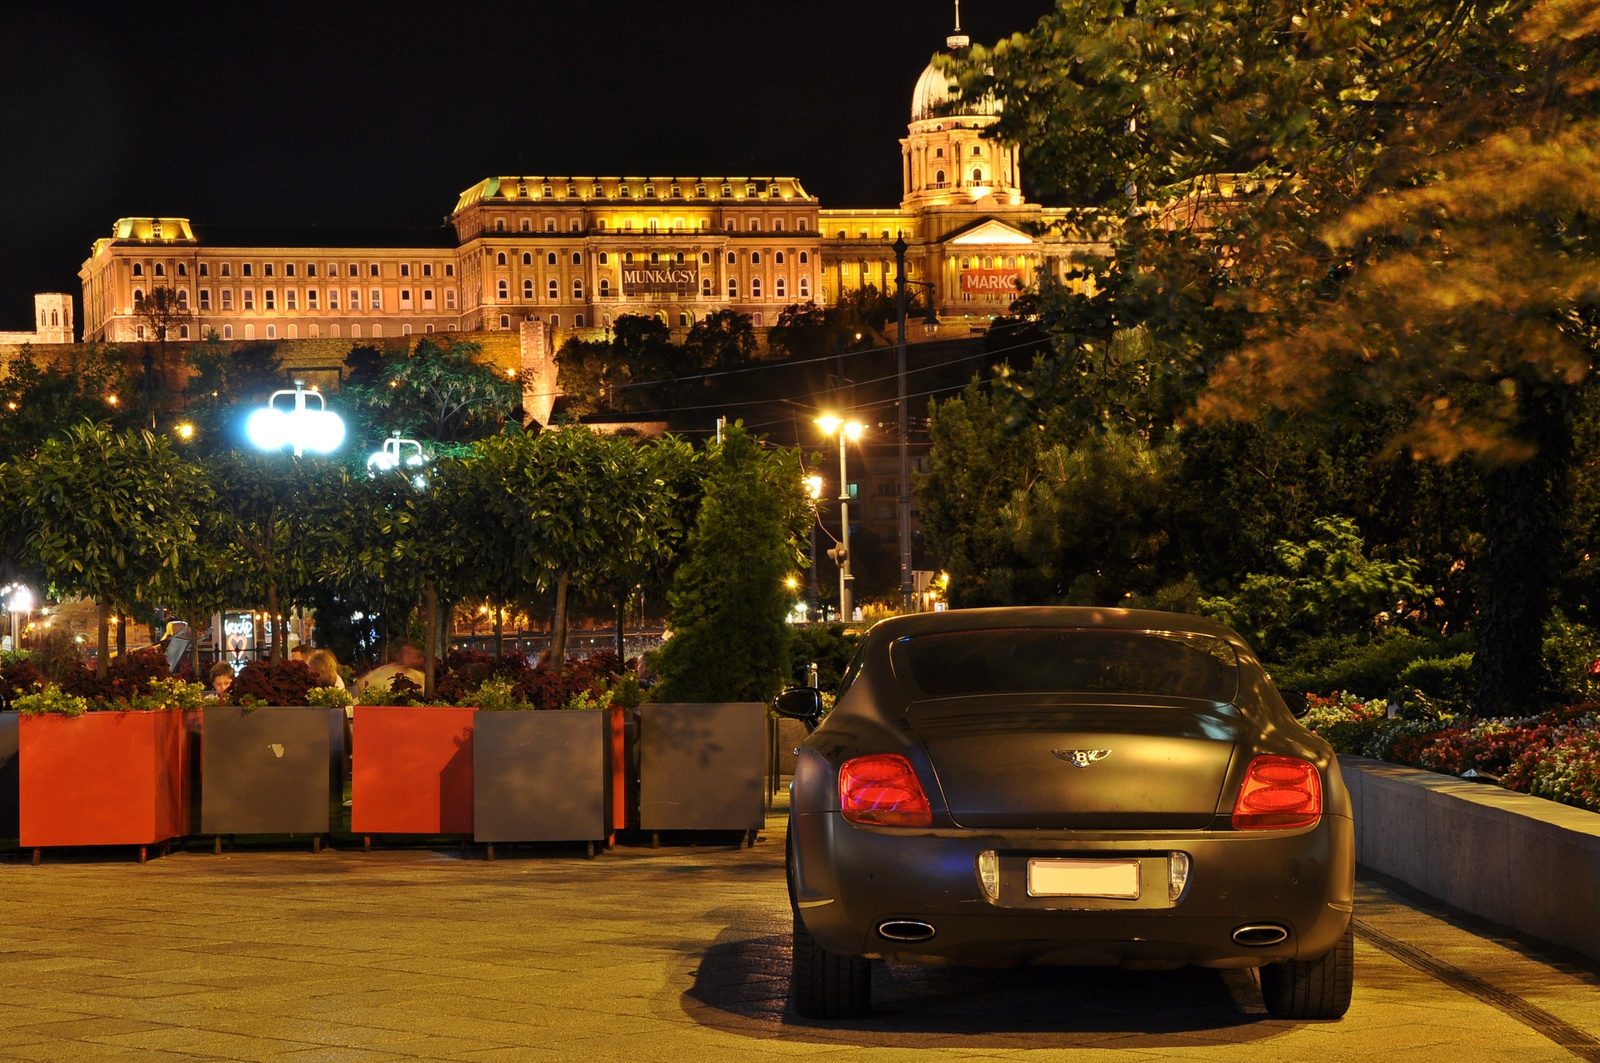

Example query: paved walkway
[2,814,1600,1062]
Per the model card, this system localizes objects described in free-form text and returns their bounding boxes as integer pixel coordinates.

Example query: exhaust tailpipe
[877,919,936,943]
[1232,924,1289,947]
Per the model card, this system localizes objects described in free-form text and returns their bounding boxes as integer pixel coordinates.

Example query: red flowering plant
[0,656,44,709]
[226,659,317,707]
[56,647,171,708]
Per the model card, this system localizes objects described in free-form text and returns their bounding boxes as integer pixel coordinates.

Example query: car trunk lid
[909,695,1240,830]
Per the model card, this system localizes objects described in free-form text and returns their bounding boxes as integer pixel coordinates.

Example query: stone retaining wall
[1340,754,1600,960]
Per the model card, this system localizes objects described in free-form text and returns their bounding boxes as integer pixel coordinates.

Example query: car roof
[865,606,1248,647]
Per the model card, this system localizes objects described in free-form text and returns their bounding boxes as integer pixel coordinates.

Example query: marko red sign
[961,269,1022,294]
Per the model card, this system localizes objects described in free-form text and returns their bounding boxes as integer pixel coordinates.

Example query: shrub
[1271,629,1474,700]
[228,660,317,706]
[787,623,862,692]
[1394,652,1475,717]
[1542,611,1600,705]
[306,685,354,710]
[13,685,90,717]
[0,657,44,709]
[57,647,170,707]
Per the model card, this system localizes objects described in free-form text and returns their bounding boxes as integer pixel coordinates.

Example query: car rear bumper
[791,811,1354,967]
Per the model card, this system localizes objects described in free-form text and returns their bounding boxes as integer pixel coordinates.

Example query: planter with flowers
[471,678,616,859]
[17,674,204,863]
[351,687,477,843]
[197,660,347,850]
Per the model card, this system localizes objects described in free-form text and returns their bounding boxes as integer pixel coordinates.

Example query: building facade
[79,23,1100,345]
[0,294,75,345]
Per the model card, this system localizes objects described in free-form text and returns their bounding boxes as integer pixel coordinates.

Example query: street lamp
[815,415,863,622]
[5,584,32,650]
[367,433,428,486]
[246,380,345,457]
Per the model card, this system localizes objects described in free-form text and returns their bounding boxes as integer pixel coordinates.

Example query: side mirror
[773,686,825,731]
[1280,690,1310,719]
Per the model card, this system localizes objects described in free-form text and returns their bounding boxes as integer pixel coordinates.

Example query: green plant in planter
[129,678,207,712]
[465,676,532,712]
[14,684,90,717]
[306,685,354,710]
[564,687,614,712]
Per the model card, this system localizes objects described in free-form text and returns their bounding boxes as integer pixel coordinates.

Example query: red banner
[961,269,1022,294]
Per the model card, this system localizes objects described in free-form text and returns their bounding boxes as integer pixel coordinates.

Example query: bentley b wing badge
[1052,749,1112,768]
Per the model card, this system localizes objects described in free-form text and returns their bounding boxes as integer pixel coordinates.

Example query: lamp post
[815,415,863,622]
[893,236,941,614]
[804,474,824,620]
[246,380,345,457]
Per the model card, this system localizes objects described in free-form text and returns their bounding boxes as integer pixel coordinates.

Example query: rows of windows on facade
[42,20,1090,345]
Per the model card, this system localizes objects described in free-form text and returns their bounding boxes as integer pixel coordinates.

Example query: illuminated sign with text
[961,270,1023,294]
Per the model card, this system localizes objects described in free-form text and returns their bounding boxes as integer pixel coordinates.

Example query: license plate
[1027,858,1141,899]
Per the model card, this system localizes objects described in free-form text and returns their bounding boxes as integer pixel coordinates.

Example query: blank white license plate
[1027,858,1141,899]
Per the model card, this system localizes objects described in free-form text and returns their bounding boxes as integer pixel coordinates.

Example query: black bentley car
[774,607,1354,1020]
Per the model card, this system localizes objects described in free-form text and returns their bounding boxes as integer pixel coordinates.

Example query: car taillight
[1232,755,1322,830]
[839,754,933,827]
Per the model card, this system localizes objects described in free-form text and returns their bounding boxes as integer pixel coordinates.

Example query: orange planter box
[352,706,476,835]
[19,709,190,849]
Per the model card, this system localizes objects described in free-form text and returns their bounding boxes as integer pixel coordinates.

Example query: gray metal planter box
[473,709,609,844]
[0,712,16,840]
[199,706,343,836]
[638,702,766,832]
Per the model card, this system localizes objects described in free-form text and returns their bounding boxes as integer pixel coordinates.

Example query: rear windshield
[893,629,1239,703]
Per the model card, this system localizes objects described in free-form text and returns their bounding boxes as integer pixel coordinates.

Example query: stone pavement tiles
[0,818,1598,1061]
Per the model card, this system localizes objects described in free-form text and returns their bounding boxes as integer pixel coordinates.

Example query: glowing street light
[246,380,345,457]
[367,433,429,489]
[815,414,865,622]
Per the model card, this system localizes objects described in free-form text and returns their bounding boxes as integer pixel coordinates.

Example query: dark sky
[0,0,1055,332]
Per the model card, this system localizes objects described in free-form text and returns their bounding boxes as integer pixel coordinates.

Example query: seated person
[208,662,234,699]
[354,642,425,697]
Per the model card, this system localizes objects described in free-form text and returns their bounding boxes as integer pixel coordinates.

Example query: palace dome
[910,58,1000,123]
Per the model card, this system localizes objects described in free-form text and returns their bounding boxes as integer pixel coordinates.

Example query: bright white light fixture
[7,585,33,613]
[247,381,346,457]
[367,434,427,475]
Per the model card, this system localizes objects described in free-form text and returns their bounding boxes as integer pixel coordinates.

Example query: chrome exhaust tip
[1232,923,1289,947]
[877,919,936,943]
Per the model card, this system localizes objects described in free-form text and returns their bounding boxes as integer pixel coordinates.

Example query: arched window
[799,251,809,264]
[132,263,143,276]
[223,325,233,339]
[177,290,189,310]
[550,314,560,326]
[701,251,711,264]
[775,251,785,264]
[265,325,276,339]
[751,277,763,298]
[727,252,736,265]
[798,218,808,231]
[600,278,610,296]
[547,279,558,299]
[497,252,507,266]
[751,252,761,264]
[572,252,582,265]
[523,252,532,265]
[547,252,557,265]
[649,252,660,264]
[572,279,583,298]
[679,312,691,326]
[497,279,509,299]
[675,252,685,263]
[702,277,713,296]
[177,263,187,276]
[154,263,165,277]
[799,277,810,298]
[179,325,190,339]
[496,219,506,232]
[500,314,510,328]
[775,278,786,298]
[960,257,970,269]
[625,252,634,263]
[136,325,146,339]
[575,314,585,327]
[523,279,534,299]
[935,170,946,184]
[133,288,144,303]
[520,219,531,232]
[973,168,984,183]
[749,219,760,231]
[727,278,738,298]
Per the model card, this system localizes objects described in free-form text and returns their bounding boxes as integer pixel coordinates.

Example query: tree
[555,314,684,415]
[183,338,284,446]
[952,0,1600,712]
[133,287,194,405]
[20,423,199,677]
[209,450,349,662]
[682,309,756,372]
[770,302,841,361]
[0,343,135,463]
[653,425,809,703]
[345,338,521,444]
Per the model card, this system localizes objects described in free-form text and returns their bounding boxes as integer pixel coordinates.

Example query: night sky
[0,1,1055,332]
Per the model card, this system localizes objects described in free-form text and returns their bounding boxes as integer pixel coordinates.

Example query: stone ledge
[1340,754,1600,961]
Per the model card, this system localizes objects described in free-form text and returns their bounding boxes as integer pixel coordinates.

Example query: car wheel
[1259,921,1353,1020]
[790,912,872,1019]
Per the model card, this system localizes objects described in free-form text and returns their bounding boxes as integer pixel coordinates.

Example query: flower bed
[1304,692,1600,811]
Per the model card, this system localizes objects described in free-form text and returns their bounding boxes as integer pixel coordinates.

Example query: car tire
[790,913,872,1019]
[1260,921,1353,1020]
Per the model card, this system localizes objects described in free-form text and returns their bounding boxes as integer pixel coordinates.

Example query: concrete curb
[1340,754,1600,961]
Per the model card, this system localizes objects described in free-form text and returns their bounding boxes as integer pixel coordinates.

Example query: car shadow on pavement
[681,931,1299,1049]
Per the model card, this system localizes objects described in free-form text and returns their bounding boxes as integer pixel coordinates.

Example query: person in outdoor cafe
[354,642,424,697]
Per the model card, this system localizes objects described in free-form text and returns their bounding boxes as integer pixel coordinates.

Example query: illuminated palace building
[79,21,1092,345]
